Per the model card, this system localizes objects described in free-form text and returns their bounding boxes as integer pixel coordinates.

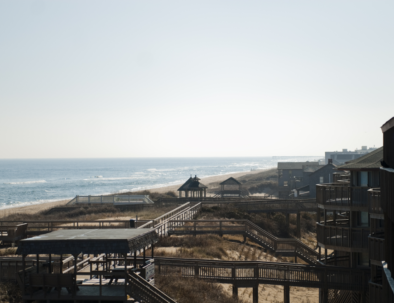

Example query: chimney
[328,159,333,164]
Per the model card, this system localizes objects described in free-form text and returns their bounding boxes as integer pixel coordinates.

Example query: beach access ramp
[67,195,154,205]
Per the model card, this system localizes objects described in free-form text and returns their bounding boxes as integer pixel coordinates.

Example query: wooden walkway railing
[128,271,177,303]
[155,257,369,291]
[167,219,319,265]
[202,200,317,213]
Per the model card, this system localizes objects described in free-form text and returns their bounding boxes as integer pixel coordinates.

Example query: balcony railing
[369,279,383,303]
[316,223,369,249]
[319,255,350,267]
[316,184,369,208]
[368,188,383,214]
[369,233,385,263]
[382,262,394,303]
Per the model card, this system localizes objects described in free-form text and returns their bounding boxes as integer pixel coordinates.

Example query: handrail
[128,271,177,303]
[155,257,369,291]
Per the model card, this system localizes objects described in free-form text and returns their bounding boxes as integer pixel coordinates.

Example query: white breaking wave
[4,180,46,185]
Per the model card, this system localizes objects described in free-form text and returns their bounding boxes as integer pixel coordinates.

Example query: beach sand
[0,168,273,217]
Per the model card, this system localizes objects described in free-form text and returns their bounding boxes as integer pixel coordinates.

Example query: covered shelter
[218,177,246,198]
[17,228,160,302]
[177,175,207,198]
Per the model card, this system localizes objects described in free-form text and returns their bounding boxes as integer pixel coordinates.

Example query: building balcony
[316,184,369,210]
[369,278,383,303]
[368,188,383,218]
[369,233,385,266]
[381,168,394,223]
[316,222,369,251]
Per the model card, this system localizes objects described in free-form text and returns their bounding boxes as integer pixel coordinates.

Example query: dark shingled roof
[381,117,394,133]
[337,147,383,171]
[17,229,159,255]
[178,175,207,191]
[303,165,323,173]
[219,177,241,185]
[278,162,320,170]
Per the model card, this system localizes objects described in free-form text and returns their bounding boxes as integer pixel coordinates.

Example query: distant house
[277,162,320,198]
[325,146,377,165]
[296,161,337,198]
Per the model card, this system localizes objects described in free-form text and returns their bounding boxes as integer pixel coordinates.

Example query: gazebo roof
[178,175,207,191]
[17,228,159,255]
[219,177,241,185]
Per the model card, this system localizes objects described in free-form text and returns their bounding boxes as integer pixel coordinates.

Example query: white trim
[380,167,394,173]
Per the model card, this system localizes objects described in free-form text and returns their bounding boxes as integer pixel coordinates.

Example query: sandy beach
[0,168,273,218]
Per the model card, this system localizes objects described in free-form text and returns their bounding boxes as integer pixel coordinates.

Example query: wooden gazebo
[219,177,246,198]
[178,175,207,198]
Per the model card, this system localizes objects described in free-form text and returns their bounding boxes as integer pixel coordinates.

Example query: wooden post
[36,254,39,273]
[151,244,154,258]
[232,284,238,298]
[73,254,77,278]
[134,251,137,269]
[48,253,52,274]
[124,253,128,298]
[286,213,290,235]
[284,284,290,303]
[143,248,146,265]
[22,254,26,294]
[60,254,63,274]
[296,212,301,238]
[252,286,258,303]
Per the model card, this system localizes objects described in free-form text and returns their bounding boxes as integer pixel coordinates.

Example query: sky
[0,1,393,158]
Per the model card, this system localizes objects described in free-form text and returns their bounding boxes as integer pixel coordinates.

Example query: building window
[358,253,369,266]
[283,181,288,187]
[319,176,324,183]
[358,212,369,227]
[288,170,292,175]
[359,171,368,186]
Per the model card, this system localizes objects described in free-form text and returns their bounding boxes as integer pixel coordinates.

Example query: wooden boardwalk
[167,219,319,265]
[155,257,369,303]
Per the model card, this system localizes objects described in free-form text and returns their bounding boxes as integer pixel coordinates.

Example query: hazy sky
[1,1,393,158]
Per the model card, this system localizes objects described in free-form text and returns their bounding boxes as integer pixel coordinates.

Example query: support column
[284,284,290,303]
[48,254,52,274]
[320,288,328,303]
[60,254,63,274]
[253,286,258,303]
[151,244,154,258]
[22,254,26,294]
[134,251,137,268]
[286,213,290,235]
[232,285,238,298]
[143,248,146,264]
[296,212,301,238]
[36,254,39,273]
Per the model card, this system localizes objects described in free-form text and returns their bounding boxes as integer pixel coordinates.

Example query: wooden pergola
[177,175,207,198]
[17,228,159,302]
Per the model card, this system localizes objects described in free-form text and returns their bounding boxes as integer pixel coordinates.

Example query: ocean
[0,157,319,210]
